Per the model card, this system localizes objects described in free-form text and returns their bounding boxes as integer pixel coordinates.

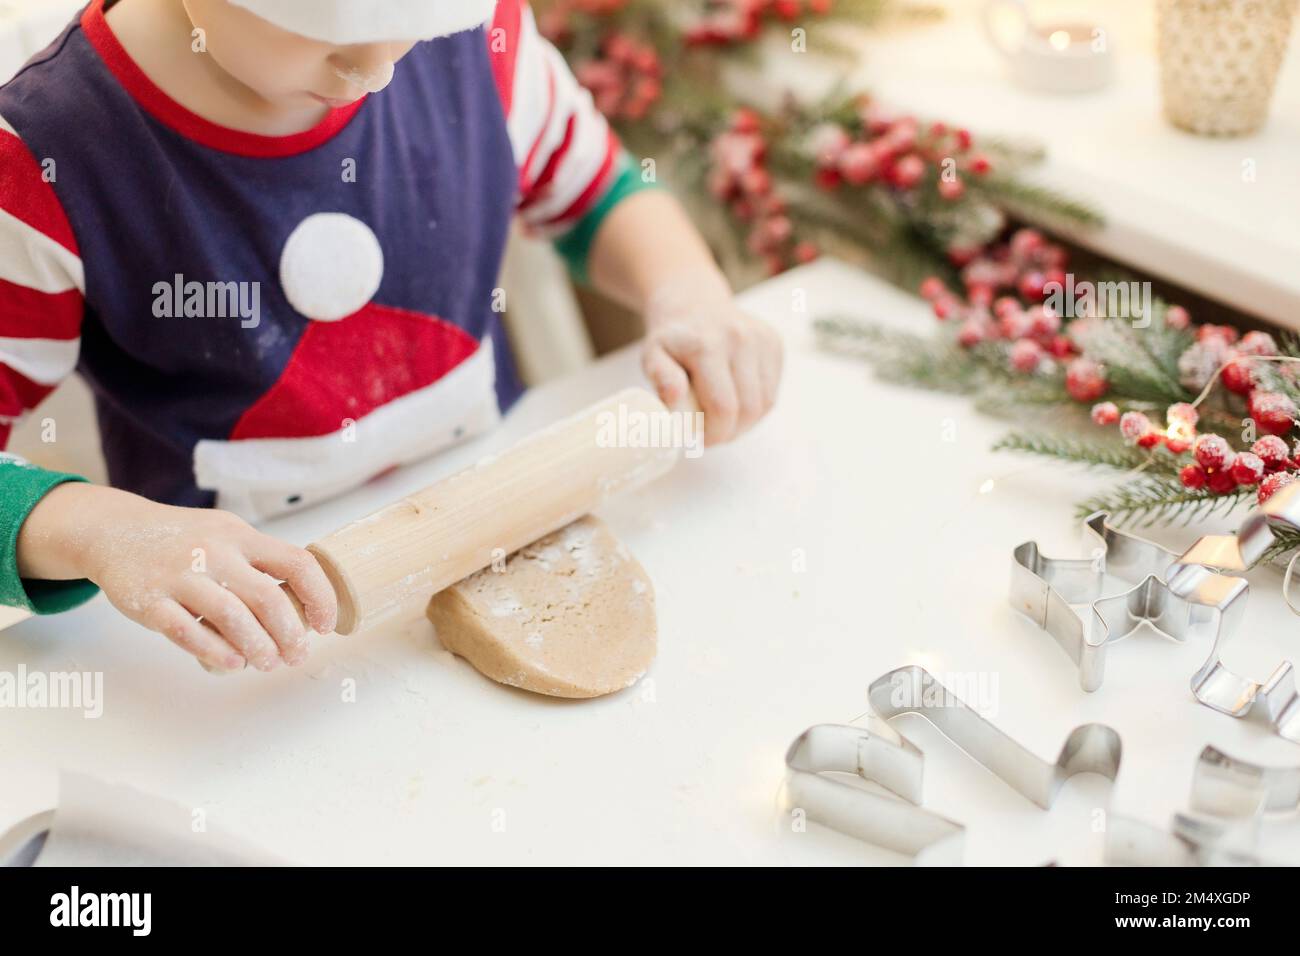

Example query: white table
[754,0,1300,329]
[4,259,1300,866]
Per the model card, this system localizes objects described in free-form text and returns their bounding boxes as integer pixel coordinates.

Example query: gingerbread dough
[426,516,656,698]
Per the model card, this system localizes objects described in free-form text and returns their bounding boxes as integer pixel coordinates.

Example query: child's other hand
[19,484,337,673]
[641,279,783,445]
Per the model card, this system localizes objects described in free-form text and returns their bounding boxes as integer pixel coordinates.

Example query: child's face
[184,0,419,108]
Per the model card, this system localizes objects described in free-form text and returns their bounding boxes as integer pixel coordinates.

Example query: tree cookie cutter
[1011,513,1267,719]
[781,665,1121,865]
[1107,745,1300,866]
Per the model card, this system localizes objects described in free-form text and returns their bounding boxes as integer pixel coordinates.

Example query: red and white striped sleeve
[488,0,622,238]
[0,114,84,450]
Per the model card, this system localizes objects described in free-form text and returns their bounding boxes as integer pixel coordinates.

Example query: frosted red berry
[1252,435,1289,470]
[1091,401,1119,426]
[1259,471,1297,504]
[1193,434,1232,470]
[1179,464,1207,490]
[1250,390,1298,437]
[1120,411,1152,444]
[1066,357,1107,402]
[1230,452,1265,485]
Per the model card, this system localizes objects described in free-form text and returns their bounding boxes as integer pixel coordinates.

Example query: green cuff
[0,458,99,615]
[554,153,658,285]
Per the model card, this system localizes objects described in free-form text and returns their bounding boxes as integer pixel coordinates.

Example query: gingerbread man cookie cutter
[1106,745,1300,866]
[781,665,1121,864]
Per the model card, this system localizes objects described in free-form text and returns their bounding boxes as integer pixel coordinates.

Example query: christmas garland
[816,230,1300,564]
[541,2,1299,562]
[538,0,1099,285]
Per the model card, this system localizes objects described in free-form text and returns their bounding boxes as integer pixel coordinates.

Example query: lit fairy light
[979,478,995,494]
[1048,29,1072,51]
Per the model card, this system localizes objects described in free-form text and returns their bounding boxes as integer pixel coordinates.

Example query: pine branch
[967,175,1103,231]
[1257,525,1300,567]
[1074,476,1251,527]
[994,432,1181,476]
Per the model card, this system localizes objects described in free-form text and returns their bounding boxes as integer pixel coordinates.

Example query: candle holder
[983,0,1114,94]
[1157,0,1298,137]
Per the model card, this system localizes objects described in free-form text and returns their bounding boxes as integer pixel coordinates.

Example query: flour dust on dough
[426,516,656,698]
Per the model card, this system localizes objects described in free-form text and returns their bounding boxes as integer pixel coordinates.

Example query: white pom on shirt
[279,212,384,322]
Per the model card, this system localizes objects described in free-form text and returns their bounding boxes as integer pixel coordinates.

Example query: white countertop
[5,259,1300,866]
[757,0,1300,328]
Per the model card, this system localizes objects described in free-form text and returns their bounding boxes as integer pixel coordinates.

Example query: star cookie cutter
[1106,745,1300,866]
[1012,512,1250,696]
[781,665,1121,865]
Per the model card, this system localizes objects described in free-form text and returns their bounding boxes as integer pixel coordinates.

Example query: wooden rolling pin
[304,387,686,635]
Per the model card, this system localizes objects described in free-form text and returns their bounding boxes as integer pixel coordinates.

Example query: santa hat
[228,0,498,45]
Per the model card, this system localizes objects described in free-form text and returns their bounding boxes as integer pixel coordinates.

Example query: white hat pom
[228,0,498,45]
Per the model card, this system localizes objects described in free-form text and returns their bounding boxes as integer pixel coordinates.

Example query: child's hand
[17,484,337,673]
[641,278,784,445]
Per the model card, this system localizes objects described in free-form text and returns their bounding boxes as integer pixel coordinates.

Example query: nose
[331,44,397,94]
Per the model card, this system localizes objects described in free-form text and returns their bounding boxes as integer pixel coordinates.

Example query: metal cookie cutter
[1107,745,1300,866]
[1011,512,1247,693]
[781,665,1121,864]
[1161,482,1300,740]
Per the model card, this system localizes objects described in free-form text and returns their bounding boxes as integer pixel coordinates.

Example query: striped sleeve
[0,115,98,615]
[0,113,85,450]
[488,0,624,239]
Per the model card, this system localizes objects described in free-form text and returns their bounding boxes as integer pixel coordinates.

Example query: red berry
[1017,270,1047,301]
[1252,435,1290,470]
[1180,464,1208,490]
[1231,452,1265,485]
[1164,305,1191,330]
[1137,432,1162,449]
[1166,402,1199,428]
[1009,228,1044,260]
[1010,339,1045,373]
[1221,353,1255,395]
[999,308,1033,341]
[1250,390,1298,437]
[891,154,926,189]
[731,108,762,134]
[1259,471,1297,504]
[813,166,842,191]
[1198,324,1239,345]
[938,176,965,201]
[993,296,1021,320]
[1049,335,1074,358]
[919,276,947,301]
[1120,411,1152,444]
[1239,331,1278,357]
[1027,305,1060,339]
[957,318,986,348]
[1091,401,1119,426]
[967,283,994,308]
[967,153,992,176]
[838,142,878,185]
[793,241,820,264]
[1066,357,1107,402]
[1207,467,1239,495]
[933,297,959,321]
[1165,435,1193,455]
[1193,434,1232,470]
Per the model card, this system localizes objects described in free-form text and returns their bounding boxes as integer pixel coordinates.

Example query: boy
[0,0,782,673]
